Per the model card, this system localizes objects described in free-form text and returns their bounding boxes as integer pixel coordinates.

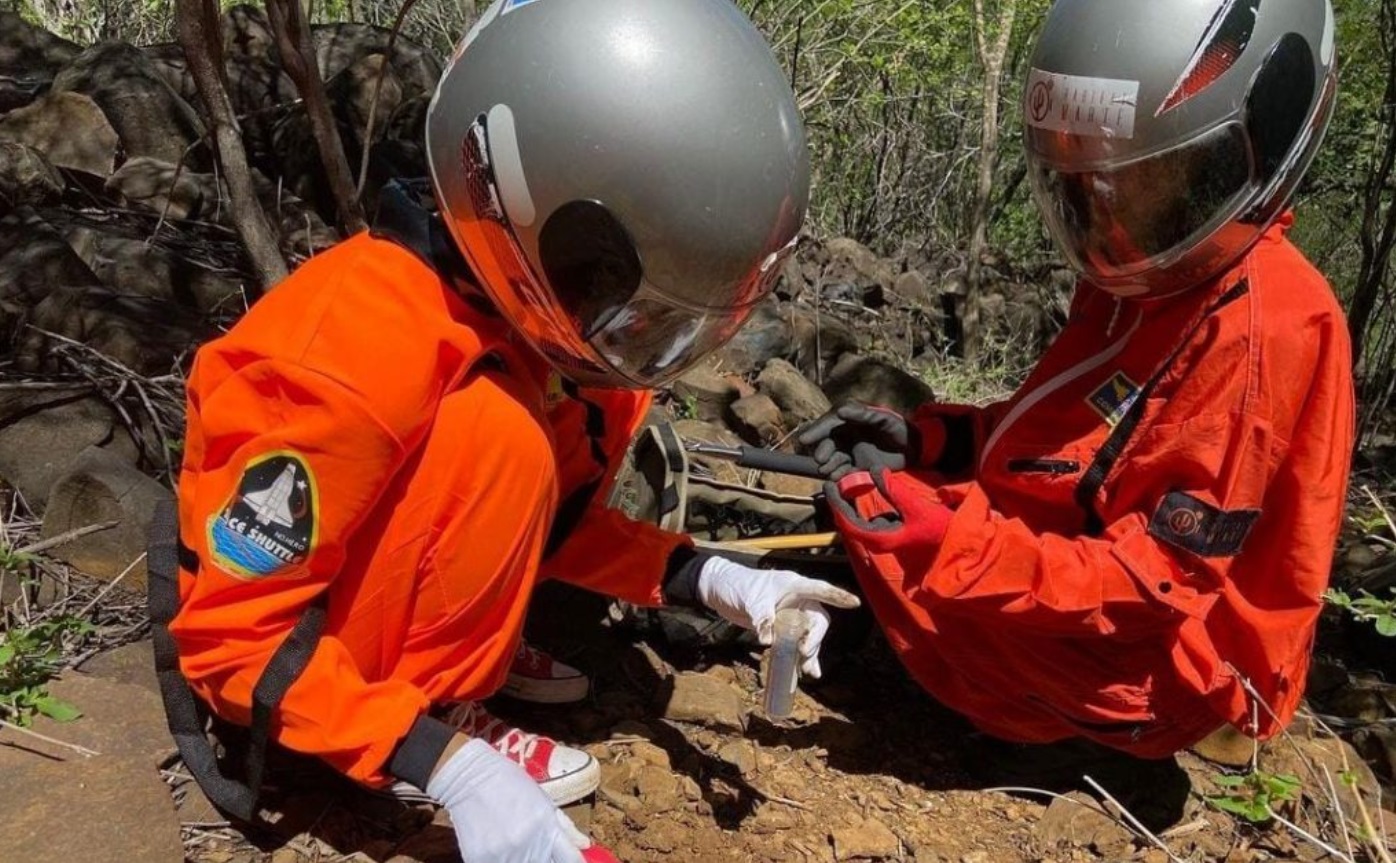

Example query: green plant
[674,394,700,421]
[1206,771,1303,824]
[1326,587,1396,636]
[0,616,90,726]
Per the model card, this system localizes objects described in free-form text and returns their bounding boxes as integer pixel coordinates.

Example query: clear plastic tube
[762,608,807,720]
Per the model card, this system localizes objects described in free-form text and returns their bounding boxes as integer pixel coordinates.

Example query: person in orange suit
[800,0,1353,761]
[151,2,857,861]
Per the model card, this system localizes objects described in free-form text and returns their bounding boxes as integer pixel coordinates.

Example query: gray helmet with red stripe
[1023,0,1337,297]
[425,0,809,389]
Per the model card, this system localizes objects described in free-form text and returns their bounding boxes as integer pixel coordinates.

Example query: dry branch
[175,0,288,294]
[266,0,367,234]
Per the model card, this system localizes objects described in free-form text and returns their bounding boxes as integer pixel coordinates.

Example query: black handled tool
[683,440,824,479]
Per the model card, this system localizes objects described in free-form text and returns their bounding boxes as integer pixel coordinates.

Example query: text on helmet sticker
[207,452,318,580]
[1025,69,1139,140]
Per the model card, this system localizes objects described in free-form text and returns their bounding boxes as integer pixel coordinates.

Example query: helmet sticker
[1025,69,1139,140]
[207,452,318,580]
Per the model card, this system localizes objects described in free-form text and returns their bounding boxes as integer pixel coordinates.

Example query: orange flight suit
[833,215,1355,757]
[171,232,690,785]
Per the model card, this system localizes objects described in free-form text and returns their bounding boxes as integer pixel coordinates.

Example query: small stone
[634,763,682,812]
[1190,724,1257,768]
[892,269,933,306]
[752,806,798,834]
[271,849,301,863]
[628,740,671,769]
[717,740,758,776]
[0,140,62,206]
[758,358,832,428]
[0,390,125,515]
[831,818,901,860]
[672,361,744,424]
[729,392,786,446]
[960,853,989,863]
[1034,791,1133,858]
[660,671,747,732]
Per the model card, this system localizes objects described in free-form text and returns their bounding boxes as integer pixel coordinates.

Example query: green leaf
[1376,615,1396,637]
[0,644,15,666]
[33,695,81,723]
[1213,775,1249,787]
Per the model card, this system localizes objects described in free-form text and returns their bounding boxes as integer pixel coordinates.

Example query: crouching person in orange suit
[149,2,857,860]
[800,0,1354,765]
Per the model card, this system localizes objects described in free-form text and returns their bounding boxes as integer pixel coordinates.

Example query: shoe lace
[448,702,542,765]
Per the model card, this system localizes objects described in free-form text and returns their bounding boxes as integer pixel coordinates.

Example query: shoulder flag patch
[1087,372,1141,428]
[208,452,318,580]
[1148,491,1260,558]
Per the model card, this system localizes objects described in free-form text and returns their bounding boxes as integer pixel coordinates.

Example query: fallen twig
[13,521,120,557]
[1083,775,1186,863]
[0,717,100,758]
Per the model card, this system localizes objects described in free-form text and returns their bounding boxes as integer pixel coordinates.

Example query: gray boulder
[52,41,208,169]
[40,446,173,590]
[0,91,120,177]
[0,388,132,514]
[312,21,443,98]
[757,358,831,428]
[60,222,245,314]
[0,10,79,78]
[0,140,63,207]
[822,354,937,416]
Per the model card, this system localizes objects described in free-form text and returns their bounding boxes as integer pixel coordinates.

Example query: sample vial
[762,608,807,720]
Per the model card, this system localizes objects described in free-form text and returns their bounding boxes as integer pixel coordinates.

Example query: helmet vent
[1157,0,1261,116]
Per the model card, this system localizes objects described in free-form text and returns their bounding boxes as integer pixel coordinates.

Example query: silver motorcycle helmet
[1023,0,1337,297]
[425,0,810,388]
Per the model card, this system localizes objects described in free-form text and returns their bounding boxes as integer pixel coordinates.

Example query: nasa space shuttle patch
[208,452,318,579]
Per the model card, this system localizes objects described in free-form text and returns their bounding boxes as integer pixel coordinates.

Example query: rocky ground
[4,5,1396,863]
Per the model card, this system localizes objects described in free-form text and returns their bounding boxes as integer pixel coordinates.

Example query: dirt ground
[169,578,1305,863]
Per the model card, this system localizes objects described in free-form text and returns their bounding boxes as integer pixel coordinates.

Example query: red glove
[825,469,953,554]
[584,846,622,863]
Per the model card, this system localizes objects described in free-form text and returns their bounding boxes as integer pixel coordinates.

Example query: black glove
[797,402,921,481]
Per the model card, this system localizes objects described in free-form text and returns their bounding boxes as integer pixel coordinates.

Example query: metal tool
[682,440,825,479]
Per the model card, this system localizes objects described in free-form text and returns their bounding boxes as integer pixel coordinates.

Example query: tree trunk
[1350,0,1396,364]
[175,0,287,295]
[961,0,1017,359]
[265,0,366,235]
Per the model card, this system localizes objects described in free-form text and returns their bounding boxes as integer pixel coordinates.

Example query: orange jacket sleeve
[173,358,435,785]
[537,386,691,607]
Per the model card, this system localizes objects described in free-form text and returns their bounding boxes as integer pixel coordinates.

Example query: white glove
[696,557,861,679]
[427,738,588,863]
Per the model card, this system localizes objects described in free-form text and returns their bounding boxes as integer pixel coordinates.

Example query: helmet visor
[1029,122,1254,280]
[458,113,790,389]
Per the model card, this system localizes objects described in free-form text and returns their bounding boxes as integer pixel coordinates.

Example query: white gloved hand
[696,557,861,679]
[427,738,588,863]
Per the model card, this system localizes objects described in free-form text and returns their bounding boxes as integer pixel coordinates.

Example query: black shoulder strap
[148,497,327,824]
[370,178,496,317]
[1075,280,1250,535]
[543,380,611,558]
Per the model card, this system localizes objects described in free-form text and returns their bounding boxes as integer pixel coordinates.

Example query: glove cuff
[660,545,714,609]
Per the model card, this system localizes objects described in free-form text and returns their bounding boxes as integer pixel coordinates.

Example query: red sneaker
[446,702,600,805]
[385,702,600,807]
[502,641,591,704]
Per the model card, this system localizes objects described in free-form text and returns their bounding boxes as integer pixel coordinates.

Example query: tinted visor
[463,114,790,389]
[1030,122,1254,279]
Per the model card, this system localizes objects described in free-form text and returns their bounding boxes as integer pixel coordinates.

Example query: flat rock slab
[77,639,159,696]
[0,671,175,765]
[0,753,183,863]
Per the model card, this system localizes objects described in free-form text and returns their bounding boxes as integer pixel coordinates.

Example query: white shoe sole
[500,673,591,705]
[384,753,601,807]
